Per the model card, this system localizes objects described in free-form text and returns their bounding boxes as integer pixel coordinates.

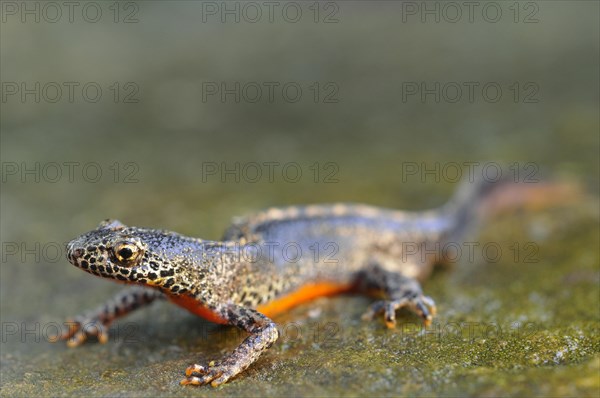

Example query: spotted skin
[55,176,574,386]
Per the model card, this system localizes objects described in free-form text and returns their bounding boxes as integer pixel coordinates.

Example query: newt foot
[181,361,235,387]
[50,316,110,347]
[362,294,437,328]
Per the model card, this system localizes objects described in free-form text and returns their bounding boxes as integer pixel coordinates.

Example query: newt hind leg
[358,266,437,328]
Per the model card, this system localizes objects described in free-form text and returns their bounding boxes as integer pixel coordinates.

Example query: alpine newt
[54,174,577,386]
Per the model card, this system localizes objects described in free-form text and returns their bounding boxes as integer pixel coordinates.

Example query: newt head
[65,219,197,295]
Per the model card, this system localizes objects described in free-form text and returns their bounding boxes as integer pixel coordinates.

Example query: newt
[54,174,578,386]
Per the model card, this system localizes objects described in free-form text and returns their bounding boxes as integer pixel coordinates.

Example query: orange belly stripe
[168,294,229,325]
[169,281,357,324]
[257,281,356,318]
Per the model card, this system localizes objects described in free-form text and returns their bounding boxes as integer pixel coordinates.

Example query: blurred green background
[1,1,598,396]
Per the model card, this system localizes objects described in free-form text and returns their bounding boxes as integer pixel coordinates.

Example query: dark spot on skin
[171,286,179,293]
[149,261,159,271]
[164,278,175,288]
[80,261,89,269]
[116,274,128,281]
[119,268,129,275]
[148,272,157,280]
[90,264,97,271]
[105,265,112,273]
[98,256,104,262]
[84,253,91,260]
[87,246,96,252]
[160,269,174,277]
[89,257,96,264]
[98,265,105,273]
[137,278,147,284]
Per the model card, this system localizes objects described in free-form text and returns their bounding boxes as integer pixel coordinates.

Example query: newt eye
[111,240,144,266]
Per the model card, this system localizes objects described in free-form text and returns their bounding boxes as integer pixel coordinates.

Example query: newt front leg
[52,286,164,346]
[181,304,279,387]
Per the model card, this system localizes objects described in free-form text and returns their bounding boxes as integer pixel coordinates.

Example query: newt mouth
[65,241,81,264]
